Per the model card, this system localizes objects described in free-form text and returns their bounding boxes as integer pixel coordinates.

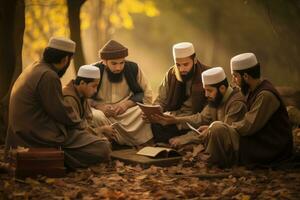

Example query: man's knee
[208,121,228,139]
[93,140,112,161]
[92,109,110,125]
[92,109,105,119]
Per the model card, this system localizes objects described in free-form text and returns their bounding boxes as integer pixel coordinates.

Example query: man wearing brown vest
[149,42,209,143]
[205,53,293,167]
[151,67,247,167]
[90,40,153,147]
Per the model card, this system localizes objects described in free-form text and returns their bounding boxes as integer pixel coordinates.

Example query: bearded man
[151,67,247,167]
[5,37,110,168]
[90,40,153,146]
[148,42,209,143]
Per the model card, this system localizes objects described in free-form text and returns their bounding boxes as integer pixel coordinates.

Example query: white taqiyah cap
[47,37,76,53]
[172,42,195,59]
[230,53,258,72]
[77,65,100,79]
[202,67,226,86]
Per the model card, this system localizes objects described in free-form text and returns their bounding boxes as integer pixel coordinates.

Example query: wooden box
[8,148,65,179]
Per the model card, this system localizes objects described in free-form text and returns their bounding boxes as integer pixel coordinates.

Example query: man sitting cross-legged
[150,67,247,167]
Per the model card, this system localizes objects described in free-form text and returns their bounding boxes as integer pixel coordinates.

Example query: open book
[136,102,163,120]
[186,122,201,135]
[136,146,180,158]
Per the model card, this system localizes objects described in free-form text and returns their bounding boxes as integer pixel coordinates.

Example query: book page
[186,122,201,135]
[136,146,174,158]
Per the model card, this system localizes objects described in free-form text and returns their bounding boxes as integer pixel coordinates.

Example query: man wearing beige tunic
[204,53,293,167]
[90,40,153,146]
[152,67,247,166]
[5,37,110,168]
[150,42,209,143]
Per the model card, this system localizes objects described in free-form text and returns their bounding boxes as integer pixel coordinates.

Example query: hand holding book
[137,102,163,122]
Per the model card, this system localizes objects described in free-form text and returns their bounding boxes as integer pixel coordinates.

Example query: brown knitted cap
[99,40,128,59]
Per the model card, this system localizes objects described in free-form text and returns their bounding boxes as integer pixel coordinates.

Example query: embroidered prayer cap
[99,40,128,60]
[47,37,76,53]
[77,65,100,79]
[230,53,258,72]
[172,42,195,59]
[202,67,226,86]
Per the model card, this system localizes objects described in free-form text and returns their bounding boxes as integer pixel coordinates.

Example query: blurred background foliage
[22,0,300,94]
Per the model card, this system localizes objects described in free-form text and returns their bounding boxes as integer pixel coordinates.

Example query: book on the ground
[186,122,201,135]
[111,149,182,168]
[136,146,180,158]
[136,102,163,119]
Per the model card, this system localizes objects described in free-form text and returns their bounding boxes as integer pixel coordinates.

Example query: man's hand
[98,104,116,117]
[197,125,209,133]
[169,136,182,148]
[114,100,135,116]
[114,103,127,115]
[141,112,151,123]
[151,113,177,126]
[99,125,117,141]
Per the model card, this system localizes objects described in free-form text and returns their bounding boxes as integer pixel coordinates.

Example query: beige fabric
[202,67,226,86]
[47,37,76,53]
[172,42,195,59]
[231,91,280,136]
[77,65,100,79]
[92,67,153,146]
[230,52,258,71]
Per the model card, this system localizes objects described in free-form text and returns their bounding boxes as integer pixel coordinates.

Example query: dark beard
[106,67,123,83]
[57,58,71,78]
[241,78,250,96]
[181,66,194,82]
[208,89,223,108]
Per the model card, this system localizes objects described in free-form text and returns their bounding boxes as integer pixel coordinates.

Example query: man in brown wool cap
[90,40,153,147]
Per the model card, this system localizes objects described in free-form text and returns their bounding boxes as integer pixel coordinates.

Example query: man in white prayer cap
[5,37,109,168]
[152,67,247,167]
[229,52,293,166]
[62,65,112,167]
[149,42,210,143]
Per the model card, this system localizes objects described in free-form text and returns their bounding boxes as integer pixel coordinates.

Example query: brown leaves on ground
[1,144,300,199]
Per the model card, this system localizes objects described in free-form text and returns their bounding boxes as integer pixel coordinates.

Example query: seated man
[150,42,209,143]
[5,37,110,168]
[201,53,293,167]
[63,65,113,144]
[90,40,153,146]
[151,67,247,167]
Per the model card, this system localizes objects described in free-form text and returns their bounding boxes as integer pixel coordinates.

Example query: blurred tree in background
[0,0,25,143]
[0,0,159,143]
[22,0,159,70]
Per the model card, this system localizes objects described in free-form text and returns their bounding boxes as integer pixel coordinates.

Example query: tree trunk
[67,0,86,72]
[0,0,25,143]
